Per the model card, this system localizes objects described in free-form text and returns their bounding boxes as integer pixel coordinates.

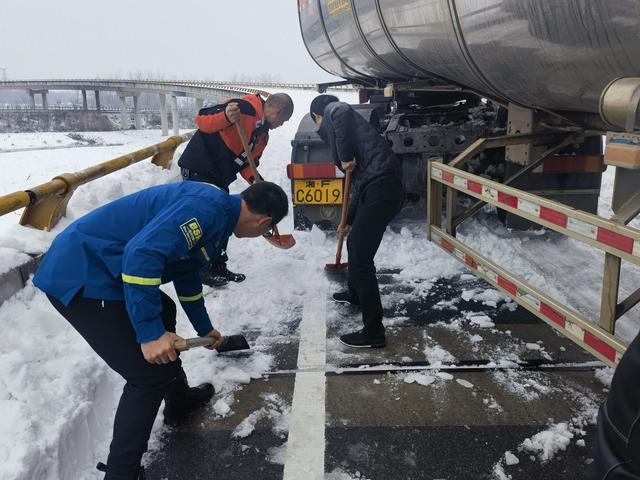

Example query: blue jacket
[33,182,242,343]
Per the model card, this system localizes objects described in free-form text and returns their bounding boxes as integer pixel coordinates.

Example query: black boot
[163,371,215,426]
[97,462,145,480]
[201,262,246,287]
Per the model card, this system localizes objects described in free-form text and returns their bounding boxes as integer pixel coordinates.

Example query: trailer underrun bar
[427,156,637,367]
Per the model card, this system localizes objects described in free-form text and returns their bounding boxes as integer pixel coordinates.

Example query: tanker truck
[288,0,640,230]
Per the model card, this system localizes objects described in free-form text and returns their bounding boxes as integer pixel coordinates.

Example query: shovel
[235,122,296,250]
[174,334,250,353]
[325,170,352,270]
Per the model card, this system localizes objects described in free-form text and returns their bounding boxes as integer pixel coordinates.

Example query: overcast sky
[0,0,339,83]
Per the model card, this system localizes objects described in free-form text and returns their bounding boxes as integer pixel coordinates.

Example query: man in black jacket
[310,95,404,348]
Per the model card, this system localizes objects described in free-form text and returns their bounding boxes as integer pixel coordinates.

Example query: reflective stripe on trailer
[287,163,345,179]
[535,155,605,174]
[430,228,626,366]
[431,165,640,265]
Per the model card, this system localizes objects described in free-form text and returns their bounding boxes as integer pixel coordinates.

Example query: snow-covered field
[0,88,638,479]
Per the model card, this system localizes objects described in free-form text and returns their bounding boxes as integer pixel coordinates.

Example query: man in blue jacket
[33,180,289,480]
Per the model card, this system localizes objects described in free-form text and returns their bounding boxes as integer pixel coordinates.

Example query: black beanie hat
[310,94,339,117]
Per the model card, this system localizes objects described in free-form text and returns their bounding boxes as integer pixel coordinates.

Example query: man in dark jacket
[586,329,640,479]
[33,181,289,480]
[310,94,404,348]
[178,92,294,287]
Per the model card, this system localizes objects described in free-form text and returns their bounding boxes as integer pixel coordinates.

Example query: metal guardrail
[426,134,640,367]
[0,132,194,230]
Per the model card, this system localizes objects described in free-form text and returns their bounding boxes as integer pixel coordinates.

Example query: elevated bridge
[0,79,274,135]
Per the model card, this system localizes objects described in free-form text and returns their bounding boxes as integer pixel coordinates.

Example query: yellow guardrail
[0,132,194,230]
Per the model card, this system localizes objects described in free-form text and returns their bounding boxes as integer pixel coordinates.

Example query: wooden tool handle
[174,337,214,352]
[235,122,262,183]
[236,120,286,241]
[334,170,353,264]
[338,170,353,230]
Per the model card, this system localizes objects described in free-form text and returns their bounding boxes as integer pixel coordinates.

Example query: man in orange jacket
[178,92,294,286]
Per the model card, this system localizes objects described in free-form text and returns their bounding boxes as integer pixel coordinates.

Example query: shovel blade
[264,233,296,249]
[216,334,250,353]
[325,262,348,270]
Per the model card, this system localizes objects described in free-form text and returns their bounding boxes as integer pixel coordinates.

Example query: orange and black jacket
[178,94,269,187]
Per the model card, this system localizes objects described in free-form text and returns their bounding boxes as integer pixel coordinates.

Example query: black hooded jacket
[317,102,402,223]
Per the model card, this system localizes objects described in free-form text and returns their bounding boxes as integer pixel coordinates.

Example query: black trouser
[346,175,404,337]
[181,167,229,268]
[47,291,184,479]
[586,331,640,479]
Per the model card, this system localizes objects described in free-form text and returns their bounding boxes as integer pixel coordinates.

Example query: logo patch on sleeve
[180,218,203,249]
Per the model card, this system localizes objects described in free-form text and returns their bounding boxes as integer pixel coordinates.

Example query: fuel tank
[298,0,640,115]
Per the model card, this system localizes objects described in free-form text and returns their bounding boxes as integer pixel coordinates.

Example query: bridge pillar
[118,94,128,130]
[94,90,101,111]
[195,97,204,112]
[133,94,142,130]
[30,89,49,110]
[159,93,169,136]
[171,92,185,136]
[82,90,88,110]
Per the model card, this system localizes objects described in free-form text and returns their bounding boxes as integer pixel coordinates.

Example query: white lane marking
[282,287,327,480]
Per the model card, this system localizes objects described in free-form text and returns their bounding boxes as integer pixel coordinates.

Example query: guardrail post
[600,253,621,334]
[151,148,176,169]
[19,175,75,230]
[427,158,443,235]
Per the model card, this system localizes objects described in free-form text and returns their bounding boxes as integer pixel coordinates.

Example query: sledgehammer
[174,334,250,353]
[235,121,296,250]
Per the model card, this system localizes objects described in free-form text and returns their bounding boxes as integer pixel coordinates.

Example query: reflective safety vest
[33,182,241,343]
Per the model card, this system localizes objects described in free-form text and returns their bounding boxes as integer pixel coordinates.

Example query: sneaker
[332,291,360,306]
[163,382,215,426]
[201,265,246,287]
[339,330,386,348]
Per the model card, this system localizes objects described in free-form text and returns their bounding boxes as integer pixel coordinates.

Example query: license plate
[293,179,343,205]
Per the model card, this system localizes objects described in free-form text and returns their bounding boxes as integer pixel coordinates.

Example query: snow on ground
[492,387,600,479]
[0,86,638,479]
[0,88,363,479]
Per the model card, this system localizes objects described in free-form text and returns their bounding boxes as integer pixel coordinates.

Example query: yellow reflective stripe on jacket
[122,274,162,286]
[178,293,204,302]
[200,246,210,262]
